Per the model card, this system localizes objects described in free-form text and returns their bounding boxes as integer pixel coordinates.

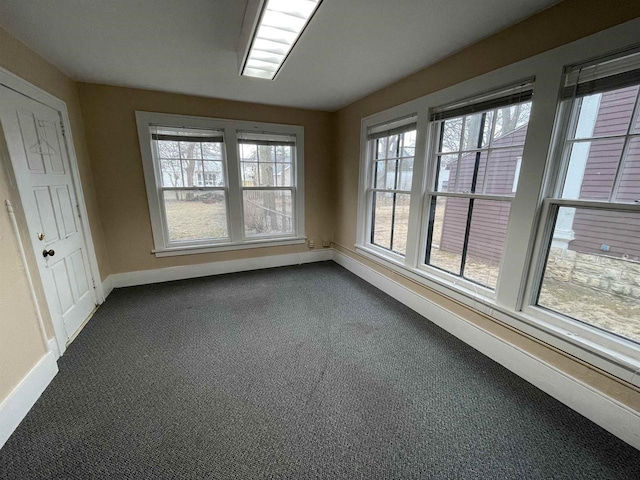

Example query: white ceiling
[0,0,559,111]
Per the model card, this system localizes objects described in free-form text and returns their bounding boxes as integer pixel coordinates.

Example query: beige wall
[332,0,640,408]
[77,84,334,274]
[0,26,109,402]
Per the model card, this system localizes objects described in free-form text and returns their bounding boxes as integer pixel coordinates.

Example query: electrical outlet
[322,240,331,248]
[308,239,315,249]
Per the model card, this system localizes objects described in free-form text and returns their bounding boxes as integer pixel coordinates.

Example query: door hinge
[76,204,82,218]
[92,278,96,289]
[60,121,66,136]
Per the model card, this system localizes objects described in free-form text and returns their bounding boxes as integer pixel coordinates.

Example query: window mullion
[495,65,565,310]
[224,128,244,242]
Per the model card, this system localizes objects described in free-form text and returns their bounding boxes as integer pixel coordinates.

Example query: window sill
[355,244,496,308]
[153,237,306,257]
[354,243,640,386]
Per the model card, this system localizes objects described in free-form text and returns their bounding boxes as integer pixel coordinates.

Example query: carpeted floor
[1,261,638,479]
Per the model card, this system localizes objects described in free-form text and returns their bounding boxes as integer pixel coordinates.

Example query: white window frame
[136,111,305,257]
[361,115,419,261]
[420,86,533,295]
[355,18,640,386]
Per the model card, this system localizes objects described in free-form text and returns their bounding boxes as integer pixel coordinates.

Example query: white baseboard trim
[101,275,114,302]
[46,337,60,360]
[110,249,334,289]
[0,351,58,449]
[332,249,640,450]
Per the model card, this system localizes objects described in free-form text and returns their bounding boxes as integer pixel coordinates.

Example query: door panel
[0,86,97,344]
[33,186,61,242]
[69,249,90,299]
[55,185,77,237]
[51,259,74,315]
[17,110,45,173]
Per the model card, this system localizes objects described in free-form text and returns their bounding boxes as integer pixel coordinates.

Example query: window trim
[355,18,640,385]
[136,111,305,255]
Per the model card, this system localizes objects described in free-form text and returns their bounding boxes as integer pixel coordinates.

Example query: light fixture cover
[239,0,322,80]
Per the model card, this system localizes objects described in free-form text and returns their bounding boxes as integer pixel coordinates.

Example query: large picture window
[534,50,640,344]
[424,85,533,290]
[136,112,305,255]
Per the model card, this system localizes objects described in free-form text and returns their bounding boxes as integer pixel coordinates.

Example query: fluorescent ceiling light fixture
[239,0,322,80]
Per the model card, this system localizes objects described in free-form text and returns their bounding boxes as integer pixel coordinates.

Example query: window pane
[538,206,640,344]
[403,130,416,154]
[392,194,411,255]
[483,147,524,196]
[243,190,292,236]
[561,138,625,201]
[257,144,275,162]
[462,112,492,151]
[255,162,279,187]
[376,137,388,159]
[240,143,257,161]
[163,190,228,242]
[398,158,413,191]
[275,145,292,162]
[157,140,179,158]
[160,159,183,187]
[571,87,639,139]
[463,200,511,289]
[616,137,640,203]
[374,161,386,189]
[372,192,393,249]
[440,117,462,153]
[275,163,292,187]
[179,141,202,159]
[202,142,222,160]
[493,103,530,145]
[181,159,204,187]
[241,162,258,186]
[385,160,397,189]
[202,161,225,187]
[436,154,457,192]
[442,151,488,194]
[427,196,469,275]
[387,134,400,158]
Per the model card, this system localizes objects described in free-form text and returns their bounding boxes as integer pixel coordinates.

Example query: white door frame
[0,66,104,356]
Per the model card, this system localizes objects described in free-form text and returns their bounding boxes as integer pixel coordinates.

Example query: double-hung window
[238,132,296,237]
[151,127,230,244]
[136,112,305,255]
[533,50,640,345]
[423,84,533,290]
[365,118,417,257]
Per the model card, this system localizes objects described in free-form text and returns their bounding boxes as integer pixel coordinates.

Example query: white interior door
[0,86,97,345]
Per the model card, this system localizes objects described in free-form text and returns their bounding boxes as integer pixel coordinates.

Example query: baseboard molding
[332,249,640,451]
[101,275,114,302]
[0,351,58,449]
[47,337,59,360]
[110,249,334,289]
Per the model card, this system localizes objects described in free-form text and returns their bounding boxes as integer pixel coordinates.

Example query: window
[534,50,640,344]
[152,127,230,243]
[365,118,417,256]
[238,132,295,237]
[136,112,304,255]
[424,84,533,290]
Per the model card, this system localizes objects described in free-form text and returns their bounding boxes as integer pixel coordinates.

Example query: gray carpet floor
[1,261,639,479]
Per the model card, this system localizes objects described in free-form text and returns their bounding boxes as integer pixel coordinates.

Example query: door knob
[38,232,45,241]
[42,249,55,258]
